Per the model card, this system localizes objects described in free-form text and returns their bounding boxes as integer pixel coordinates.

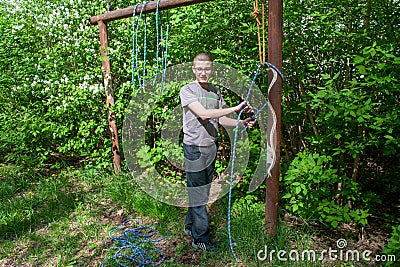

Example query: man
[180,53,255,252]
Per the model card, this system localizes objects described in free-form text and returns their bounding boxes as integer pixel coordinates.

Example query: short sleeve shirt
[180,82,225,146]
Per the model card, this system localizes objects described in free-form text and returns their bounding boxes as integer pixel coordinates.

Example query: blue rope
[132,1,168,93]
[227,62,284,262]
[131,4,142,89]
[153,0,161,87]
[133,5,140,87]
[252,62,284,115]
[263,61,284,82]
[143,8,148,89]
[241,62,284,133]
[131,4,139,88]
[161,24,169,89]
[131,1,151,90]
[101,219,166,267]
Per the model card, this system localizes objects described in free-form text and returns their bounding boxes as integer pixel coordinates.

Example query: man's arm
[219,116,243,128]
[219,116,256,128]
[187,101,246,121]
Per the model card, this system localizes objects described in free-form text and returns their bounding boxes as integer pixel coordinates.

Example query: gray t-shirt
[180,82,225,146]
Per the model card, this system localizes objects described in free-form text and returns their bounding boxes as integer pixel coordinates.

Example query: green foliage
[0,0,111,168]
[232,194,264,216]
[282,151,369,228]
[382,225,400,266]
[282,0,399,228]
[1,0,399,266]
[0,165,82,239]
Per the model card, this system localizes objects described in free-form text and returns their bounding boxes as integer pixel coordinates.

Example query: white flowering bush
[0,0,113,168]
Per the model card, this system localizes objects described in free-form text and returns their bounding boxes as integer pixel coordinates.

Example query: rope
[262,0,266,63]
[132,1,169,92]
[242,62,284,127]
[103,5,171,265]
[161,24,169,89]
[154,0,169,92]
[227,62,284,262]
[253,0,266,65]
[132,3,148,90]
[131,4,139,88]
[101,219,166,267]
[154,0,161,86]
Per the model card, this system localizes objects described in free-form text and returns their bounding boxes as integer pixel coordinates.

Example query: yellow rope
[253,0,266,65]
[262,0,266,63]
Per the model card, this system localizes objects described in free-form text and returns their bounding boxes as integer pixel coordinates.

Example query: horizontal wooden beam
[89,0,213,25]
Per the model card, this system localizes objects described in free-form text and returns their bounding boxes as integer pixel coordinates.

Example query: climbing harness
[101,218,166,267]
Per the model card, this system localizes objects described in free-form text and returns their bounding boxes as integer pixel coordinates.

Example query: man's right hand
[242,117,257,128]
[234,101,254,114]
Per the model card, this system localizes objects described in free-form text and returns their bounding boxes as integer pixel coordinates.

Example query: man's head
[192,53,213,84]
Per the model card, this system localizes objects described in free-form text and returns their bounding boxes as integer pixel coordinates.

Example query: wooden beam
[89,0,213,25]
[265,0,283,237]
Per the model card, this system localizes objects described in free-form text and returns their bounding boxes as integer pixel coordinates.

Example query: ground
[80,205,392,266]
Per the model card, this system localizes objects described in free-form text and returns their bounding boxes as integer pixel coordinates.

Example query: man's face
[192,60,213,83]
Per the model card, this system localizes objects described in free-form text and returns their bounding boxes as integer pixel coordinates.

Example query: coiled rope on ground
[101,218,166,267]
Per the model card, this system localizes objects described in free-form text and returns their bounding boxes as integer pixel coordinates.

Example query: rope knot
[252,3,261,25]
[253,0,265,64]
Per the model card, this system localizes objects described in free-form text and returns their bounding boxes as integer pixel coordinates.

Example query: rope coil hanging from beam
[131,0,169,92]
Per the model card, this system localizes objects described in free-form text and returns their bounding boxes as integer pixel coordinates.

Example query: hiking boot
[192,240,216,253]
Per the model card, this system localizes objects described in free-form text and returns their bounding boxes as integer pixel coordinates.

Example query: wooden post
[266,0,283,236]
[98,20,121,172]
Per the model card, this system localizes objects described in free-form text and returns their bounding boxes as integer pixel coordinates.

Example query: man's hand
[242,117,257,128]
[234,101,254,114]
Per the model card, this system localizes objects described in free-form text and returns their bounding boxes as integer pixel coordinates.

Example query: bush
[0,0,111,168]
[382,225,400,266]
[281,151,369,228]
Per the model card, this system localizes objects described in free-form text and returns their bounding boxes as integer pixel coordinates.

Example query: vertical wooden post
[265,0,283,236]
[98,20,121,172]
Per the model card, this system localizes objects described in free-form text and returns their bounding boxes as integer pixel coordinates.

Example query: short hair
[193,53,213,65]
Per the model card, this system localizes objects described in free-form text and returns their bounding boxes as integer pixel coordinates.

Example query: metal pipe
[89,0,213,25]
[266,0,283,237]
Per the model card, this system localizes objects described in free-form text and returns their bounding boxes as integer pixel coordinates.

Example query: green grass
[0,164,336,267]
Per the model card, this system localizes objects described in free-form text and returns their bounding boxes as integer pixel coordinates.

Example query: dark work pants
[183,143,216,243]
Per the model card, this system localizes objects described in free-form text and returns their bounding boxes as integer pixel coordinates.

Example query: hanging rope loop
[253,0,266,65]
[132,0,169,92]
